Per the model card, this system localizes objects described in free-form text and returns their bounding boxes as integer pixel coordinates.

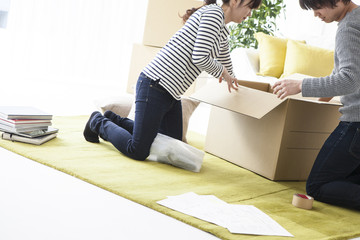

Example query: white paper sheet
[157,192,293,237]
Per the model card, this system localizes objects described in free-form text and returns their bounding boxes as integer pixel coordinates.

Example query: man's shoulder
[344,7,360,24]
[338,7,360,32]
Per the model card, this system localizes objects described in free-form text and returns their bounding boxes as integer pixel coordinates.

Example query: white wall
[0,0,10,28]
[277,0,360,49]
[1,0,359,114]
[0,0,148,114]
[0,0,148,89]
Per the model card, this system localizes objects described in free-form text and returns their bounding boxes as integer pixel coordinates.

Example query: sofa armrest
[230,47,259,81]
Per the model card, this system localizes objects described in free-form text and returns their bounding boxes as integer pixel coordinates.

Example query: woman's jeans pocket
[349,128,360,159]
[136,73,151,102]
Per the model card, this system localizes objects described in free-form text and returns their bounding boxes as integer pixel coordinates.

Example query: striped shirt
[142,4,234,100]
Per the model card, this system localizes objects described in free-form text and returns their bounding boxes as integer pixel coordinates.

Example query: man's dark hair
[299,0,351,10]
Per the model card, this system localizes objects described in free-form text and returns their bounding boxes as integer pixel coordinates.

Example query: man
[273,0,360,210]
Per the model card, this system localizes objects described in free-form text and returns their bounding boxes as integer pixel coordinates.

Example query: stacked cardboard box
[127,0,204,95]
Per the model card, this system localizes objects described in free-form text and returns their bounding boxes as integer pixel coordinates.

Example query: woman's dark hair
[181,0,262,23]
[299,0,351,10]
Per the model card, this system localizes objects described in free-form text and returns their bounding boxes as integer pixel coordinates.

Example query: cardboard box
[127,44,161,94]
[143,0,202,47]
[191,80,341,180]
[127,43,210,96]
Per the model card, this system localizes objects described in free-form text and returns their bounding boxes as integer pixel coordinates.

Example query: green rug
[1,116,359,240]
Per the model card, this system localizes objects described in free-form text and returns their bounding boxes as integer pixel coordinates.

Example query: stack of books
[0,106,59,145]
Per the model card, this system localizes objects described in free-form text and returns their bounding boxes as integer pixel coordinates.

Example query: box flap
[288,94,342,106]
[190,80,285,119]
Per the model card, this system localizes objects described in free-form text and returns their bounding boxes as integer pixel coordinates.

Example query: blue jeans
[306,121,360,210]
[90,72,183,160]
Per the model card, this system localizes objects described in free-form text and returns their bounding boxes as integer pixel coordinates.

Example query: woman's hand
[219,68,238,93]
[272,79,303,99]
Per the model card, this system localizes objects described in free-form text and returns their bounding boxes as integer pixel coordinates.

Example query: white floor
[0,146,218,240]
[0,82,218,240]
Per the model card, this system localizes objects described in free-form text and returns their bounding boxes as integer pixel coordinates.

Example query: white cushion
[93,94,134,118]
[231,47,279,85]
[230,47,259,81]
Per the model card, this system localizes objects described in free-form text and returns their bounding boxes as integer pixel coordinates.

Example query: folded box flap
[289,94,342,106]
[190,80,285,119]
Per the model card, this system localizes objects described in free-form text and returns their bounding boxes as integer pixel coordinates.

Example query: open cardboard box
[191,79,341,180]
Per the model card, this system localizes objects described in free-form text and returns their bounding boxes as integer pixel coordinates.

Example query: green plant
[228,0,285,51]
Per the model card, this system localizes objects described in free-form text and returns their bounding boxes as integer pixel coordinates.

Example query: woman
[84,0,261,161]
[273,0,360,210]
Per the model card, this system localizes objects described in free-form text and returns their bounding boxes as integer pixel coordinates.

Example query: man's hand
[272,79,303,99]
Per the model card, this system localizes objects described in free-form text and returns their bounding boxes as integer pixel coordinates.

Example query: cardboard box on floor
[191,79,341,180]
[127,44,161,94]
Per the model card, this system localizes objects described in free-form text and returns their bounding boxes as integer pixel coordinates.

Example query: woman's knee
[130,152,148,161]
[126,144,150,161]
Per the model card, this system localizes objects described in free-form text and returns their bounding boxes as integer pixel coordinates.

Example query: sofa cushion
[94,94,134,118]
[230,47,259,81]
[255,32,288,78]
[181,97,200,143]
[281,40,334,78]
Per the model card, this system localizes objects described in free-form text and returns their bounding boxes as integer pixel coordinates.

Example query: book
[0,117,52,126]
[0,126,59,138]
[0,119,52,130]
[1,132,57,145]
[0,122,49,133]
[0,106,53,120]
